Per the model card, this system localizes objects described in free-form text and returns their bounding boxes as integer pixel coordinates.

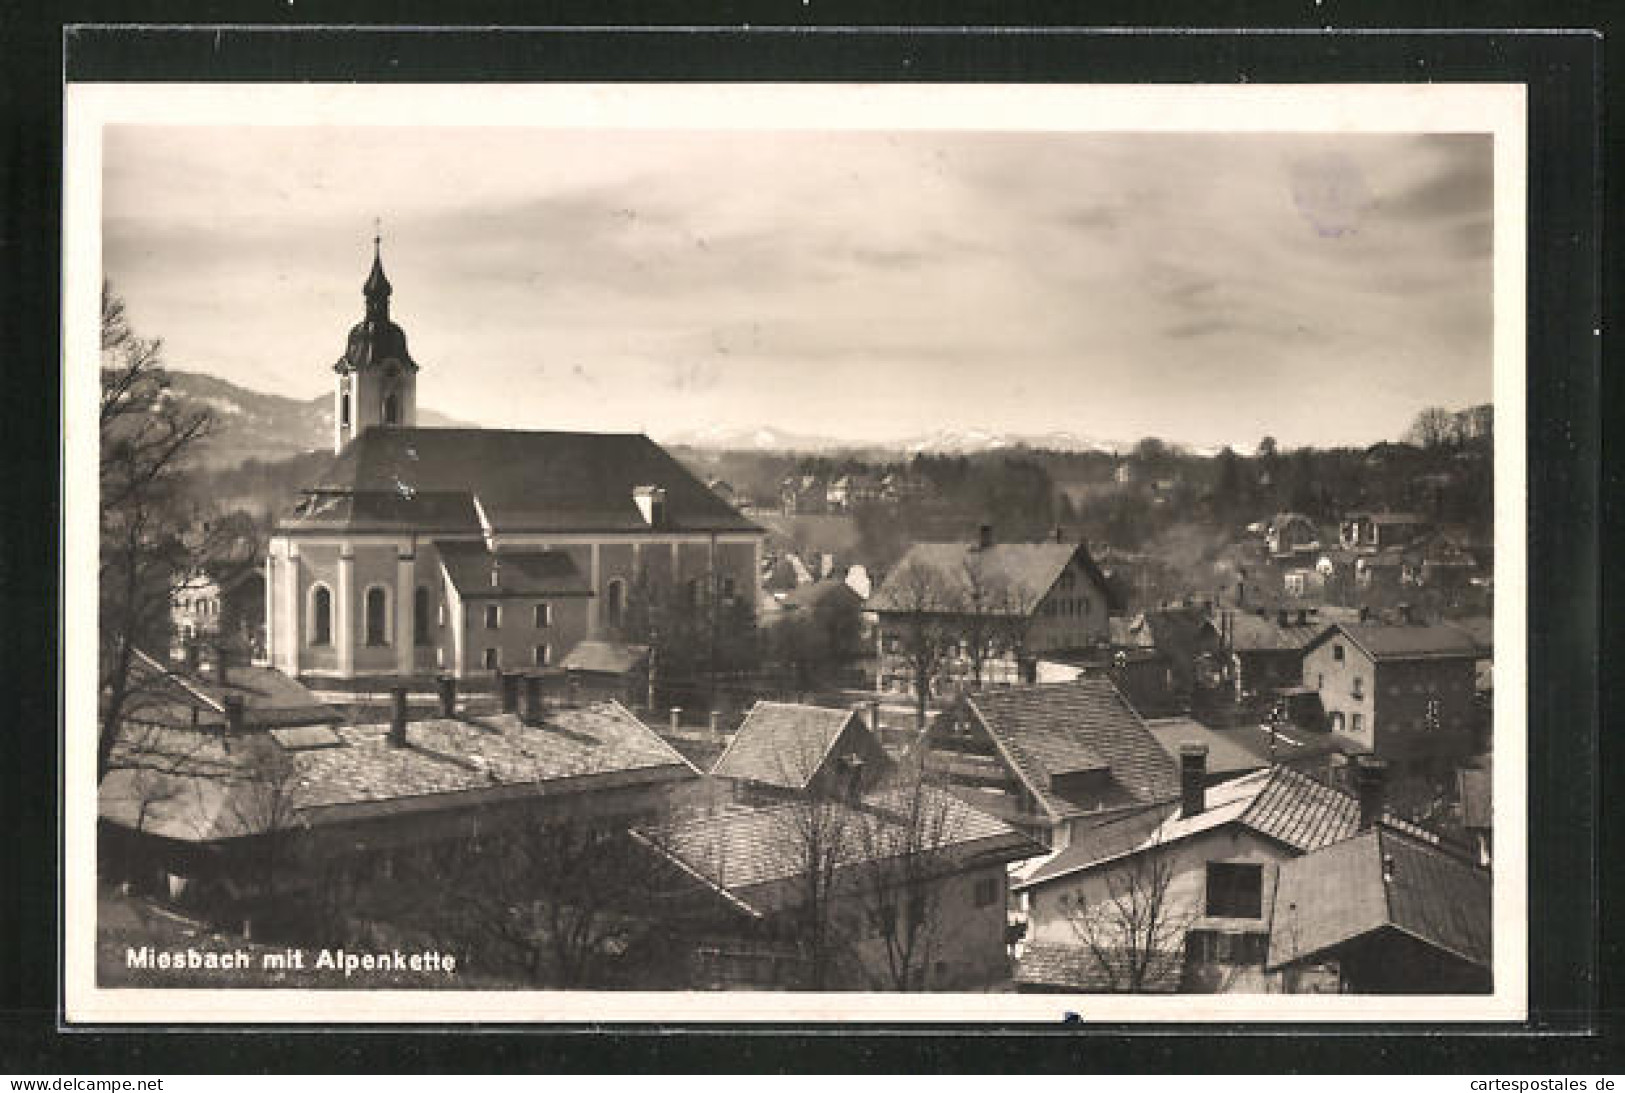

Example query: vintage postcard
[63,81,1527,1023]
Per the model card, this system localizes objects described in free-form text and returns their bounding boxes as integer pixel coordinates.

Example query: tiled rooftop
[869,541,1114,615]
[1016,764,1443,891]
[635,787,1036,917]
[434,540,592,598]
[1267,827,1491,971]
[100,701,697,843]
[290,427,760,535]
[964,679,1180,821]
[1015,941,1183,993]
[710,702,860,790]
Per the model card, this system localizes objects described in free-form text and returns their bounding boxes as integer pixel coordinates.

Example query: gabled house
[1300,623,1483,781]
[917,678,1180,851]
[1267,826,1491,993]
[630,784,1040,990]
[1265,513,1322,559]
[1012,750,1451,993]
[1341,512,1431,553]
[826,473,881,513]
[870,529,1117,695]
[1220,608,1329,703]
[711,701,892,801]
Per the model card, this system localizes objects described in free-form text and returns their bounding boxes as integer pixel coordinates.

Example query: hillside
[166,369,464,469]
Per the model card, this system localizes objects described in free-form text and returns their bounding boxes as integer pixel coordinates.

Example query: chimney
[669,706,682,733]
[1358,605,1371,623]
[977,524,994,551]
[868,698,882,737]
[435,674,457,718]
[388,685,409,748]
[708,710,721,739]
[1353,754,1389,831]
[222,694,245,736]
[499,671,520,714]
[522,673,545,724]
[1179,743,1208,818]
[1054,525,1065,544]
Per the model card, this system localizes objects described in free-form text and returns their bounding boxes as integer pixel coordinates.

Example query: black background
[0,6,1613,1074]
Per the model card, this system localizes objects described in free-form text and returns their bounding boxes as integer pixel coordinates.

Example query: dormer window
[632,485,668,527]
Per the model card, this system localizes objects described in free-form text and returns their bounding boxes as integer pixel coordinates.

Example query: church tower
[333,236,419,452]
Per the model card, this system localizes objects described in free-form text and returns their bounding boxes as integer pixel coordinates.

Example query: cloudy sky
[102,124,1493,450]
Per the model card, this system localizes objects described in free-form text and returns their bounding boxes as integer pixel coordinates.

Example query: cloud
[100,125,1495,450]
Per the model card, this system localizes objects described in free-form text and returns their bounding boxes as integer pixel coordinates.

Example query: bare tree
[99,282,217,781]
[1063,828,1193,992]
[1404,406,1459,450]
[849,762,968,991]
[959,554,1006,689]
[879,558,964,730]
[220,735,307,935]
[404,812,660,988]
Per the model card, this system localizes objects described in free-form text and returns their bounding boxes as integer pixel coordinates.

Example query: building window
[1352,675,1364,699]
[1352,713,1364,734]
[973,877,1000,908]
[414,586,431,646]
[339,391,350,428]
[721,576,737,601]
[1205,862,1264,919]
[382,391,400,425]
[606,579,625,629]
[1333,644,1345,662]
[534,644,550,667]
[485,603,500,629]
[686,577,703,609]
[1330,711,1346,733]
[310,585,333,647]
[363,586,389,646]
[534,603,551,628]
[482,648,499,670]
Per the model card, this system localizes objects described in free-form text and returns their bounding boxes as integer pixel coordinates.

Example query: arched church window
[310,586,332,647]
[340,391,351,428]
[382,391,400,426]
[606,579,625,629]
[365,586,389,646]
[414,586,431,646]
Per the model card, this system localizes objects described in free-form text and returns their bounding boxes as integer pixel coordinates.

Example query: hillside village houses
[264,242,764,685]
[100,240,1498,996]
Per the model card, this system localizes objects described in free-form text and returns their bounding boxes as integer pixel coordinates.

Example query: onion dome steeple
[332,232,420,451]
[334,233,418,376]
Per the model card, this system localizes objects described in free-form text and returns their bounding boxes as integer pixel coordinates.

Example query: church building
[265,243,763,683]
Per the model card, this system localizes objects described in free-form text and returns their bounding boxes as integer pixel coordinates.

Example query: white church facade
[265,244,763,683]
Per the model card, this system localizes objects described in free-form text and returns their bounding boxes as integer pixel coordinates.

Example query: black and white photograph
[64,81,1527,1022]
